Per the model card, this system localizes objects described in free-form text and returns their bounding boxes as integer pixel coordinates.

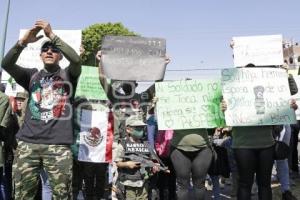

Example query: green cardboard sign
[155,79,225,130]
[75,65,107,100]
[221,68,296,126]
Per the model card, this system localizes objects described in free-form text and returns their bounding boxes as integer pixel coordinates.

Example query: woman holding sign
[221,62,298,200]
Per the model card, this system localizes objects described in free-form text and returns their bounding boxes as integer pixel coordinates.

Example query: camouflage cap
[126,115,146,127]
[15,92,28,99]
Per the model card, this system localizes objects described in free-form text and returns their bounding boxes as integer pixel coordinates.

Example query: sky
[1,0,300,82]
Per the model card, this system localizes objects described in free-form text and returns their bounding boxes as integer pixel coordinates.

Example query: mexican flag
[78,109,113,163]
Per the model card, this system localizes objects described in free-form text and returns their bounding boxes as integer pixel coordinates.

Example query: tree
[81,22,138,66]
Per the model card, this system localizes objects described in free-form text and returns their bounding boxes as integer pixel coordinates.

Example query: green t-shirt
[171,129,209,151]
[232,126,275,149]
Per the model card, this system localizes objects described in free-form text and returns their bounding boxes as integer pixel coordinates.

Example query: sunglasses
[41,47,60,53]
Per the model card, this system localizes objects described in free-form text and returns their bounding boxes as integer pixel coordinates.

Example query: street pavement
[205,175,300,200]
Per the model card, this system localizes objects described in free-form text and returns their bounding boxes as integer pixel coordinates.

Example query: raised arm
[96,51,114,101]
[1,26,42,81]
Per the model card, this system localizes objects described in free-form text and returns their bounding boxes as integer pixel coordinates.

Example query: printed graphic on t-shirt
[29,76,68,122]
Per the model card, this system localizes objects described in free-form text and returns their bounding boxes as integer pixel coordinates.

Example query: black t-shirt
[15,67,78,144]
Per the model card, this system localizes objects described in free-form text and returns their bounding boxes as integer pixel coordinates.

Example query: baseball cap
[125,115,146,127]
[41,41,60,53]
[15,92,28,99]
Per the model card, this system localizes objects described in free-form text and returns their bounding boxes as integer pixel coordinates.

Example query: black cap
[41,41,60,52]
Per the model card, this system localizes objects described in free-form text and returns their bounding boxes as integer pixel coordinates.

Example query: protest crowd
[0,20,300,200]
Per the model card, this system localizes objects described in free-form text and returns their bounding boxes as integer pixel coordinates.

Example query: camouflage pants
[13,141,73,200]
[125,185,148,200]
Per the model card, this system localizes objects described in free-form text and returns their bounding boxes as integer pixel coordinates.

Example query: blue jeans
[40,169,52,200]
[275,159,290,192]
[275,125,291,193]
[211,175,221,200]
[0,161,13,200]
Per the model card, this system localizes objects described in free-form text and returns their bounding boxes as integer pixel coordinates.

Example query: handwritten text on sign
[221,68,296,126]
[101,36,166,81]
[155,80,224,130]
[232,34,283,67]
[75,65,107,100]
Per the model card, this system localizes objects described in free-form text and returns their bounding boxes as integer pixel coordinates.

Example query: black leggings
[170,147,212,200]
[82,162,108,200]
[290,123,299,172]
[234,146,274,200]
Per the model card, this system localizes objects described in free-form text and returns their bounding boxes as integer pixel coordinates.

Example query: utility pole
[0,0,11,82]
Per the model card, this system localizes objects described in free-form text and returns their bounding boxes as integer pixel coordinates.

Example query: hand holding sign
[96,51,102,61]
[290,99,298,110]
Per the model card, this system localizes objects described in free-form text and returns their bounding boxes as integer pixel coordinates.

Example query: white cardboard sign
[233,35,283,67]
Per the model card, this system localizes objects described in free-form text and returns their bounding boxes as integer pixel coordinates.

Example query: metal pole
[0,0,11,82]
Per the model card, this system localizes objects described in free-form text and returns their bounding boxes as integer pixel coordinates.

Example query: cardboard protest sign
[77,108,113,163]
[155,79,224,130]
[75,65,107,100]
[101,36,166,81]
[222,68,296,126]
[232,35,283,67]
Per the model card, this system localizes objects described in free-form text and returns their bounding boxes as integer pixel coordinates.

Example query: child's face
[127,126,144,140]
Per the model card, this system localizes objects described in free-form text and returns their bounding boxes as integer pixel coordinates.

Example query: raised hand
[35,20,55,39]
[19,27,43,46]
[165,55,170,65]
[96,50,102,61]
[290,99,298,110]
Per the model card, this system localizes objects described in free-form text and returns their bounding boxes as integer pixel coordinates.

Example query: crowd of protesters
[0,19,299,200]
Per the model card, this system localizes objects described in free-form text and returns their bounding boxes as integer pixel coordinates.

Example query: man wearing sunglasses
[1,20,81,199]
